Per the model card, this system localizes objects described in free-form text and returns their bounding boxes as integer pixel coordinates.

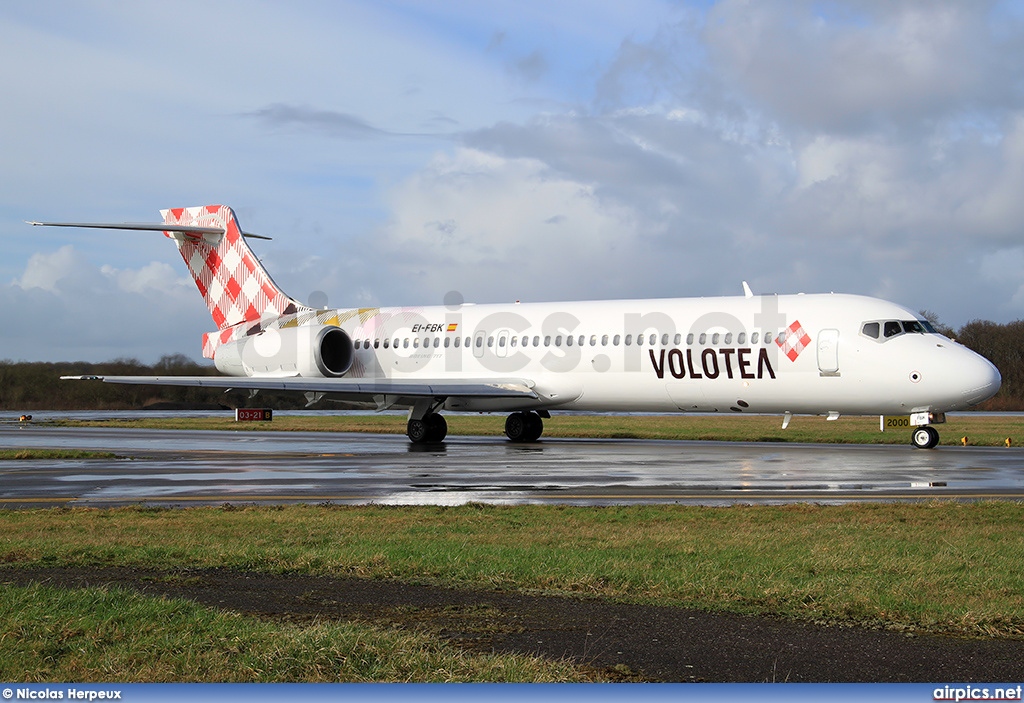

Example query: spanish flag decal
[447,323,458,332]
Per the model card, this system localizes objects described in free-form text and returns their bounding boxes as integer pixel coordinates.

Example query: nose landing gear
[911,425,940,449]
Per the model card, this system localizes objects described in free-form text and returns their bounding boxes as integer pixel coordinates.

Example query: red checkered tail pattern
[161,205,302,330]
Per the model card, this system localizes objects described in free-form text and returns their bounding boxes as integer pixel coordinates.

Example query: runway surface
[2,423,1024,507]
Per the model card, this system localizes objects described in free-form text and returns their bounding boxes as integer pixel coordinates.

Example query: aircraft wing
[61,374,538,400]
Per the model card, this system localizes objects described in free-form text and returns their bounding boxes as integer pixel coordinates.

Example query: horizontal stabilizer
[27,220,272,240]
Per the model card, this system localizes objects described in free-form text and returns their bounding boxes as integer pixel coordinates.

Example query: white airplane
[31,204,1001,448]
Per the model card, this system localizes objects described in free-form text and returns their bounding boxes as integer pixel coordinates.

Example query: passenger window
[686,333,694,345]
[625,334,632,346]
[476,337,483,348]
[403,338,410,349]
[862,322,880,339]
[601,335,608,346]
[465,337,471,348]
[555,336,562,346]
[383,338,390,349]
[444,337,450,348]
[712,333,720,345]
[649,334,657,345]
[737,332,746,344]
[434,337,440,348]
[533,336,540,346]
[613,334,620,345]
[579,335,585,346]
[724,333,732,344]
[590,335,597,346]
[674,333,681,345]
[567,335,574,347]
[637,335,644,346]
[454,336,460,348]
[544,336,551,346]
[661,333,669,346]
[374,339,380,349]
[487,336,494,347]
[751,332,759,344]
[498,336,506,347]
[699,333,707,345]
[884,321,903,338]
[509,336,516,347]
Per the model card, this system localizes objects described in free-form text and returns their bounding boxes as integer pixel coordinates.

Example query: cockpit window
[864,318,937,342]
[883,320,903,338]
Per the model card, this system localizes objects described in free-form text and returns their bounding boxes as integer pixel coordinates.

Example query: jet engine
[214,325,354,378]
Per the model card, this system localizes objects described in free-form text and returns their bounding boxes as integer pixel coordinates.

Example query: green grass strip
[46,413,1024,446]
[2,503,1022,638]
[0,449,117,461]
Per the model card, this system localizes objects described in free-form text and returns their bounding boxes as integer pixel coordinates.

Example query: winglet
[742,281,754,298]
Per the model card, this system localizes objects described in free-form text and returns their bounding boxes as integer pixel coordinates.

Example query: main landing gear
[406,412,447,443]
[504,411,544,443]
[404,408,546,444]
[911,426,940,449]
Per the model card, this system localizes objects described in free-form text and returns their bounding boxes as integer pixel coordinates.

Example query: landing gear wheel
[407,418,429,443]
[407,413,447,444]
[505,411,544,443]
[426,413,447,442]
[911,425,940,449]
[523,411,543,442]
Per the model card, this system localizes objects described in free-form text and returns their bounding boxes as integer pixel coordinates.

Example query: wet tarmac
[2,423,1024,508]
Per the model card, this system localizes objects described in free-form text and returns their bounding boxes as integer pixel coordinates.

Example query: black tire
[407,418,429,443]
[426,413,448,442]
[523,411,544,442]
[911,426,940,449]
[506,411,543,442]
[504,412,527,442]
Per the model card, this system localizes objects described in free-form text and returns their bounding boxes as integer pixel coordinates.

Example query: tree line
[2,317,1023,411]
[0,354,309,411]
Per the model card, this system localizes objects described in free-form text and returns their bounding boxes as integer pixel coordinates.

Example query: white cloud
[14,246,81,293]
[2,247,207,363]
[377,148,640,302]
[703,0,1023,133]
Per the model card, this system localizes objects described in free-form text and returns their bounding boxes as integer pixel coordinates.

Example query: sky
[3,0,1024,363]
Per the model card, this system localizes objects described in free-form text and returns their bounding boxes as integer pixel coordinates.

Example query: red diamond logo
[777,320,811,362]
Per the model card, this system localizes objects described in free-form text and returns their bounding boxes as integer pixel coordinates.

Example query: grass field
[2,502,1023,639]
[0,581,589,682]
[44,412,1024,446]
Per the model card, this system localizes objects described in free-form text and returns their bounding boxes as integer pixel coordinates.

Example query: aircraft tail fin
[161,205,303,332]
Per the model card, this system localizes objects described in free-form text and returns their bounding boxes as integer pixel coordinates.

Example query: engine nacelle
[214,325,354,378]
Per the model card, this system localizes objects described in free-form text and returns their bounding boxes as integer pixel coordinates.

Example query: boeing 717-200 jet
[30,204,1001,448]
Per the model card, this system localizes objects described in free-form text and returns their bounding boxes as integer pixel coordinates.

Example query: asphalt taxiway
[2,423,1024,508]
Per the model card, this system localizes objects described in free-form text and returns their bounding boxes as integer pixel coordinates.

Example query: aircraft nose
[961,351,1001,406]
